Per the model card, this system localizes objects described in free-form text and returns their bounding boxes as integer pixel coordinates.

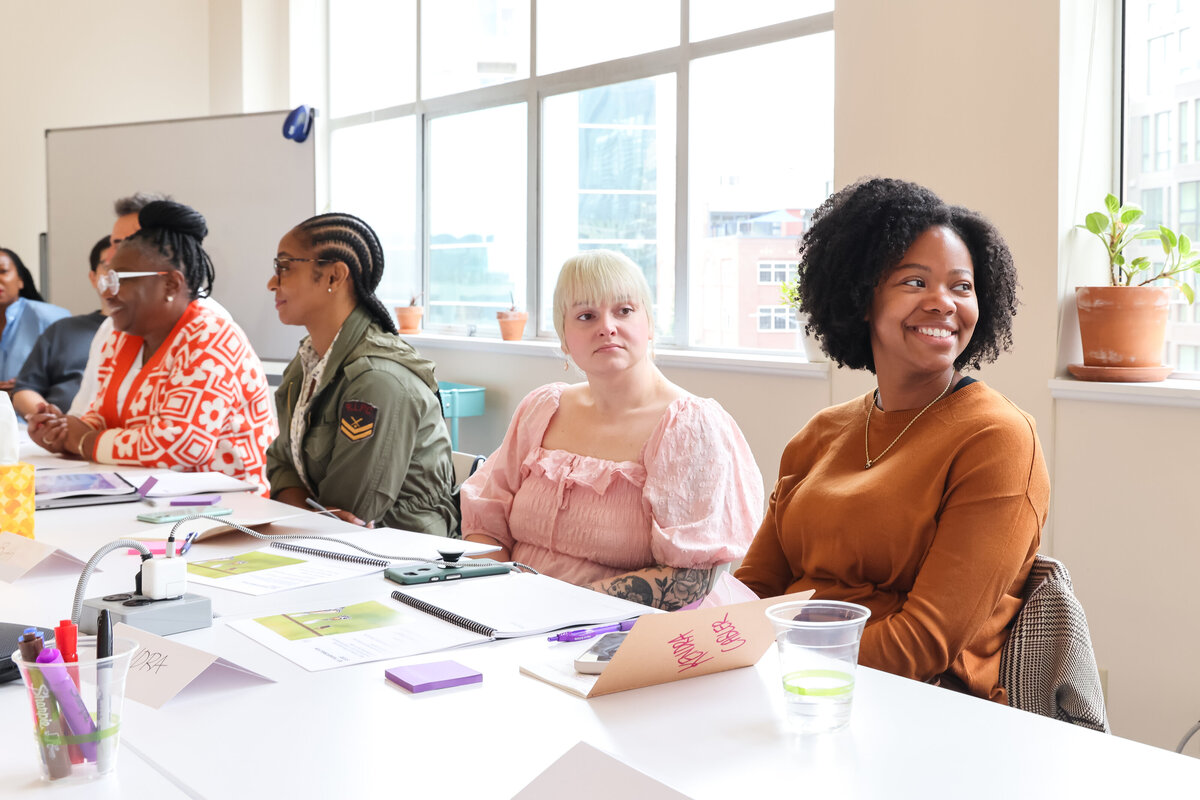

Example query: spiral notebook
[389,572,659,639]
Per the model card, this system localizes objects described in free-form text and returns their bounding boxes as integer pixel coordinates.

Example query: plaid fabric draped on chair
[999,554,1110,733]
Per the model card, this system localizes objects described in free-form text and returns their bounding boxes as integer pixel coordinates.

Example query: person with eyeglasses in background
[0,247,69,391]
[265,212,458,535]
[27,201,277,488]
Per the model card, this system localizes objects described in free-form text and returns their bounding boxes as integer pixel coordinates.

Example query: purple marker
[35,648,98,762]
[546,618,637,643]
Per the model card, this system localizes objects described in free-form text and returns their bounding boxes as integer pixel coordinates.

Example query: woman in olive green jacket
[266,213,458,537]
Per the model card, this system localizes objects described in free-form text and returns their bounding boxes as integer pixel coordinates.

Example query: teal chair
[437,382,485,450]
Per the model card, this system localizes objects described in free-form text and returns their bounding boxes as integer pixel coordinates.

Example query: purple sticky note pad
[170,495,221,506]
[385,660,482,693]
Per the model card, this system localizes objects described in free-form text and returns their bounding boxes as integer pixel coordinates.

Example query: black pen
[96,609,113,772]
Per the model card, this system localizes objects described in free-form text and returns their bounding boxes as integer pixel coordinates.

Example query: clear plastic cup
[765,600,871,734]
[12,637,137,782]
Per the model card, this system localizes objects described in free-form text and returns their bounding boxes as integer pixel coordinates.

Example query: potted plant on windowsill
[781,278,826,363]
[496,292,528,341]
[395,294,423,335]
[1070,194,1200,382]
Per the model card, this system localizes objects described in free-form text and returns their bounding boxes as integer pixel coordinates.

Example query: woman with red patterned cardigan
[29,201,277,489]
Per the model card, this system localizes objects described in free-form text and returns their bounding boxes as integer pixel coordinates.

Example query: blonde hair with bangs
[552,249,655,347]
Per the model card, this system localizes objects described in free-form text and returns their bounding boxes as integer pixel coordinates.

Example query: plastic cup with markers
[12,632,138,781]
[765,599,871,734]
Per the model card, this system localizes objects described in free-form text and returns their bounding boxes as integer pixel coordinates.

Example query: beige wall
[0,1,212,286]
[3,0,1198,755]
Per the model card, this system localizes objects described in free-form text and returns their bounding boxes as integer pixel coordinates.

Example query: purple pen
[36,648,98,762]
[547,618,636,643]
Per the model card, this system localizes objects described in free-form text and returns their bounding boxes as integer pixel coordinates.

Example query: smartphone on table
[573,632,628,675]
[136,506,234,524]
[384,561,511,585]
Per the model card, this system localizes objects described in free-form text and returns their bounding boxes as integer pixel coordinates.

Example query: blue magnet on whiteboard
[283,105,316,142]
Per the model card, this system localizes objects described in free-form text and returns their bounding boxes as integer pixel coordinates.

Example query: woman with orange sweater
[736,178,1049,703]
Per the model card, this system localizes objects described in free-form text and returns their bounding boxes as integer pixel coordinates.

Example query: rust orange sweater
[736,382,1049,702]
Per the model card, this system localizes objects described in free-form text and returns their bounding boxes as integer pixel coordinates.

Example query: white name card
[514,742,691,800]
[0,531,87,582]
[116,623,273,709]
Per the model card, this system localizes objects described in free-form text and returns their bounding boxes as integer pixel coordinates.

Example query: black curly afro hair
[796,177,1018,373]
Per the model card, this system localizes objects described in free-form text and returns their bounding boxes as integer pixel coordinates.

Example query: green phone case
[384,562,510,585]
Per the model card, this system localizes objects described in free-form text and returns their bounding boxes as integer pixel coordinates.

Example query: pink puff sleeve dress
[459,382,764,586]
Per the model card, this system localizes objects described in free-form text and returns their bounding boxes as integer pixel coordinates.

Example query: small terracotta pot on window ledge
[497,310,528,341]
[395,305,424,334]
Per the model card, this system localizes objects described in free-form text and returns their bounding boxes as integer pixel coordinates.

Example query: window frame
[322,1,833,354]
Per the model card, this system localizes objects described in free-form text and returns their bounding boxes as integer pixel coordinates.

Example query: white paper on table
[0,531,89,582]
[117,470,258,497]
[184,546,383,595]
[226,598,488,671]
[514,741,692,800]
[116,623,274,709]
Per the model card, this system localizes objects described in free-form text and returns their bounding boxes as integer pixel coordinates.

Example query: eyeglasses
[96,269,170,296]
[272,257,335,279]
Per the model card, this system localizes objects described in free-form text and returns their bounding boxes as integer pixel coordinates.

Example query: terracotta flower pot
[395,305,424,334]
[1075,286,1169,367]
[497,310,528,341]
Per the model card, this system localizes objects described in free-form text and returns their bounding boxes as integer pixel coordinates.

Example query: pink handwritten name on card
[585,590,813,698]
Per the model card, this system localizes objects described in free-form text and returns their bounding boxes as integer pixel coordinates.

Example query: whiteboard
[45,110,316,361]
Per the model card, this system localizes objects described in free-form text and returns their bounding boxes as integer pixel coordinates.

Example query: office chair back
[452,451,486,487]
[999,554,1110,733]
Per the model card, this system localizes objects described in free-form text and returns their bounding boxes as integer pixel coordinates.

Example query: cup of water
[765,599,871,734]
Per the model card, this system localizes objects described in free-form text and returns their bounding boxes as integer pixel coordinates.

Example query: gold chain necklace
[864,374,956,469]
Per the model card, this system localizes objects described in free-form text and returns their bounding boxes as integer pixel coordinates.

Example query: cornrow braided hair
[296,212,398,334]
[127,200,215,299]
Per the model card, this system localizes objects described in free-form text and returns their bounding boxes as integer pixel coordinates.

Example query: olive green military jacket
[266,307,459,537]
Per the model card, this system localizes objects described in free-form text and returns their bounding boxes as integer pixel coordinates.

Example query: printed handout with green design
[255,600,402,640]
[188,550,301,578]
[183,547,386,596]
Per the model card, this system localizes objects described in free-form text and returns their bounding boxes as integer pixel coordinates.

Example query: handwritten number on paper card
[711,612,746,652]
[667,630,715,673]
[131,648,170,675]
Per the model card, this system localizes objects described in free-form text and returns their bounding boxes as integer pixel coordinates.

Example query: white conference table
[5,463,1200,797]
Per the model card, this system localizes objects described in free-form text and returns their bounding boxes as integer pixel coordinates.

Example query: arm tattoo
[603,567,716,611]
[657,567,715,611]
[606,575,656,606]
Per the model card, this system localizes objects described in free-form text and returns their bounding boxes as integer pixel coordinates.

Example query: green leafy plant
[780,277,802,311]
[1078,193,1200,302]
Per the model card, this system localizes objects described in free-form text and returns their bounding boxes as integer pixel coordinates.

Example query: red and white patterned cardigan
[80,302,277,490]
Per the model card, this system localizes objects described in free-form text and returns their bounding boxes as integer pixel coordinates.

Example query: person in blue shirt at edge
[0,247,70,391]
[12,235,110,417]
[266,212,459,537]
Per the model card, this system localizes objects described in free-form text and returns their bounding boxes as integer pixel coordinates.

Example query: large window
[1124,1,1200,376]
[327,1,832,350]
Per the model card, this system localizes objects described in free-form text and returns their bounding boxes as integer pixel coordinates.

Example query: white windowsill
[405,332,830,378]
[1049,376,1200,408]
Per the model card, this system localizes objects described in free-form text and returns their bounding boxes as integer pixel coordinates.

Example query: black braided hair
[0,248,45,302]
[797,177,1018,373]
[295,212,397,334]
[126,201,215,300]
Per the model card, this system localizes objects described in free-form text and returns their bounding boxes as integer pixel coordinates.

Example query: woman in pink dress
[460,250,763,609]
